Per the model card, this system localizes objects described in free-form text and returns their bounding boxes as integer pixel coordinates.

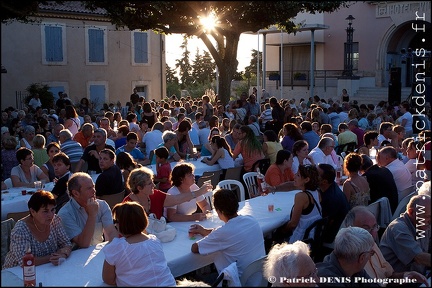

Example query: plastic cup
[34,181,42,189]
[268,204,274,212]
[58,257,66,266]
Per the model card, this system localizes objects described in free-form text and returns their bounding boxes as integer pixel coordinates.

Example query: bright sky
[165,33,260,74]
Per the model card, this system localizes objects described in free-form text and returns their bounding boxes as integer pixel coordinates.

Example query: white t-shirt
[308,147,337,169]
[196,215,266,278]
[166,184,205,215]
[103,235,176,287]
[142,130,163,157]
[386,158,412,198]
[400,111,413,132]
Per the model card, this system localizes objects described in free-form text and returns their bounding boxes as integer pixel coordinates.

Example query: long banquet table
[148,156,223,177]
[1,191,299,287]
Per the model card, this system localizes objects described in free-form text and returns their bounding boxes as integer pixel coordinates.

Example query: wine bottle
[23,246,36,287]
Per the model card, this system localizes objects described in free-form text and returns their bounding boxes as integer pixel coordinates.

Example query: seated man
[360,154,398,213]
[317,226,378,287]
[308,137,337,169]
[190,189,265,281]
[51,152,72,213]
[380,195,431,275]
[95,149,124,197]
[317,163,350,245]
[58,172,118,248]
[337,123,358,149]
[376,146,412,202]
[343,206,428,286]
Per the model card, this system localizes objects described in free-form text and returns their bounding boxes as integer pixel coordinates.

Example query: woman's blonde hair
[32,134,46,148]
[127,166,153,194]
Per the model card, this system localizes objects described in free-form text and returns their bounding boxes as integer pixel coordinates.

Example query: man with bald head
[343,206,428,286]
[376,146,412,202]
[379,195,431,275]
[308,137,337,169]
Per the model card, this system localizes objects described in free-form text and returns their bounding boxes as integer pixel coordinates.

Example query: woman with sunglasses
[202,135,234,169]
[10,147,49,187]
[273,164,322,244]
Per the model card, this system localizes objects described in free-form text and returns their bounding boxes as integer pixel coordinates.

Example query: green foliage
[244,50,262,76]
[25,83,54,109]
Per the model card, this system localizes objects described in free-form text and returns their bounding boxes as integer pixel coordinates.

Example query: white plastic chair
[240,255,268,287]
[392,191,416,221]
[243,172,259,199]
[218,179,245,202]
[398,185,415,203]
[4,178,12,189]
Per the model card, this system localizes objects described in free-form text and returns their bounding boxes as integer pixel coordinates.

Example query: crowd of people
[1,88,431,286]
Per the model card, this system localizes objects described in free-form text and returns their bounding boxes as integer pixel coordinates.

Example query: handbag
[146,213,176,242]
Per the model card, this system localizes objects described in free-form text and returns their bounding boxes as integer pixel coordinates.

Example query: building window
[85,26,107,65]
[88,81,108,111]
[41,23,66,65]
[132,31,149,65]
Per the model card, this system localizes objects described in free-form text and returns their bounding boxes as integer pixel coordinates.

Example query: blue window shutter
[90,85,105,111]
[134,32,148,63]
[45,26,63,62]
[89,29,104,62]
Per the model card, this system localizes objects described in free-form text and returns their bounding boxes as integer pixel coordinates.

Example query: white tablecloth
[148,156,222,177]
[1,191,299,286]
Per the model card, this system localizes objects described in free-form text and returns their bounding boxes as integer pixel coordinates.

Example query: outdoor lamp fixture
[342,15,355,77]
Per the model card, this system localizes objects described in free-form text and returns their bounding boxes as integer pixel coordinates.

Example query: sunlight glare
[200,12,217,32]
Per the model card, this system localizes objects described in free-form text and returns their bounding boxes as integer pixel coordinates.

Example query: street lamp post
[343,15,355,77]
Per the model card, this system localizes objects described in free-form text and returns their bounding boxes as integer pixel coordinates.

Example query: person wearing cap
[347,119,365,148]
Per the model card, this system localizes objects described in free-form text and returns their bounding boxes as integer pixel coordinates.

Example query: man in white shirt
[377,122,398,147]
[142,121,164,157]
[308,137,337,169]
[377,146,412,202]
[197,121,210,146]
[28,93,42,111]
[192,112,203,132]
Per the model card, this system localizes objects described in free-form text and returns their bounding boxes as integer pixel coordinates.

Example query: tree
[175,36,194,89]
[3,1,349,105]
[166,64,181,97]
[192,50,216,85]
[25,83,54,109]
[82,1,349,104]
[245,49,263,77]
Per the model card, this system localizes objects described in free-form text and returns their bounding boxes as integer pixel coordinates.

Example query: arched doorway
[386,21,431,89]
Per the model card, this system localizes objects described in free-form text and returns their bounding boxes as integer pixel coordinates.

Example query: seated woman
[232,125,264,172]
[166,163,211,222]
[202,135,234,169]
[95,149,124,197]
[176,120,199,159]
[102,202,175,286]
[202,127,220,157]
[342,153,370,209]
[41,142,61,182]
[262,130,283,164]
[151,131,181,164]
[123,166,212,219]
[264,150,294,187]
[291,140,314,175]
[10,147,49,188]
[50,152,72,213]
[32,134,49,168]
[2,190,72,269]
[273,164,322,244]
